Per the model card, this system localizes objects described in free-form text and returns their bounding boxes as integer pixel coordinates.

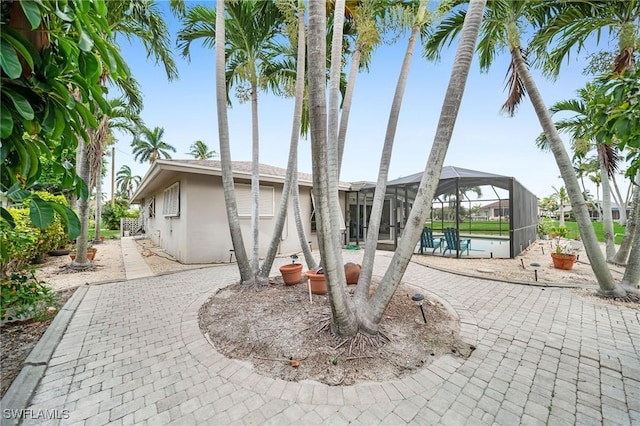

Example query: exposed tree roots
[316,316,391,357]
[58,263,97,274]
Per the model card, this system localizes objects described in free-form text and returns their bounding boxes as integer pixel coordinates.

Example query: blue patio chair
[442,227,470,256]
[419,227,443,255]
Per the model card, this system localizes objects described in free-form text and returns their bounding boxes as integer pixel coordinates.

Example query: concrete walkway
[120,237,153,280]
[4,248,640,425]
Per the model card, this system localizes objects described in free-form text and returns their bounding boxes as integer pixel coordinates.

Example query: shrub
[1,192,69,275]
[0,270,59,323]
[102,200,139,230]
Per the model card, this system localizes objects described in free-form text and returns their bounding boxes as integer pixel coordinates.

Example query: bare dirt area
[33,238,126,291]
[199,277,474,385]
[0,288,76,398]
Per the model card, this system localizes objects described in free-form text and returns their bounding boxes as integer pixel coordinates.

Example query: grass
[427,220,627,244]
[88,229,120,240]
[428,220,510,236]
[561,221,626,245]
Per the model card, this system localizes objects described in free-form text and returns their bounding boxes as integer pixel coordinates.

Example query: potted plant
[306,267,327,295]
[69,246,98,262]
[550,242,577,270]
[279,254,303,285]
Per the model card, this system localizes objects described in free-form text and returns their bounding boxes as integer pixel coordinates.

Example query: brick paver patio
[15,250,640,425]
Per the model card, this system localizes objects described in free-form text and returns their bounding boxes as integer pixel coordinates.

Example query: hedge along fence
[1,192,69,276]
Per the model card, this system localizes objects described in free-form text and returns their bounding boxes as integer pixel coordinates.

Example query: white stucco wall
[143,173,332,264]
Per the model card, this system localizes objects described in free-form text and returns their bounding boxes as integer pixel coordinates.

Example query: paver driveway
[19,251,640,425]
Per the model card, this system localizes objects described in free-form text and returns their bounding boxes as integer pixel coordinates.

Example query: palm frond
[500,48,528,117]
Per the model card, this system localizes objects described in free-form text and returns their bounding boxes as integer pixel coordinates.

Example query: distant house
[478,200,510,220]
[130,160,349,264]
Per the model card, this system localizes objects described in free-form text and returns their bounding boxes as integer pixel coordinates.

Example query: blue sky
[108,2,623,202]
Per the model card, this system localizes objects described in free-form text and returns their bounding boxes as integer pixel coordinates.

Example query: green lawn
[427,220,627,244]
[428,220,510,236]
[88,229,121,240]
[561,221,626,244]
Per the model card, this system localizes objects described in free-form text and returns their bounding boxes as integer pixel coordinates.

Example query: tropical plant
[1,0,129,241]
[115,165,142,199]
[187,140,217,159]
[131,126,176,164]
[424,0,632,298]
[178,0,286,280]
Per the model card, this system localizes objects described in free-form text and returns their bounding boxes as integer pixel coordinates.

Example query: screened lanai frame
[346,166,538,258]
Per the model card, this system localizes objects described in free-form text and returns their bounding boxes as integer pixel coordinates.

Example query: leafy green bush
[102,199,139,230]
[1,192,69,275]
[1,270,58,323]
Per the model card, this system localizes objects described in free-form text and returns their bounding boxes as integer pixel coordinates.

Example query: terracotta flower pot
[279,263,303,285]
[306,271,327,295]
[70,248,97,262]
[344,262,361,285]
[551,252,576,270]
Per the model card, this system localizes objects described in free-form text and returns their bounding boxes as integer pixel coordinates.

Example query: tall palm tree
[178,1,286,277]
[187,140,217,159]
[73,0,181,266]
[308,0,487,337]
[552,186,569,228]
[356,0,434,304]
[131,126,176,164]
[211,0,252,284]
[116,165,142,199]
[424,0,630,298]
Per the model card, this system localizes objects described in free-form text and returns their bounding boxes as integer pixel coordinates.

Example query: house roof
[131,159,350,203]
[481,200,511,209]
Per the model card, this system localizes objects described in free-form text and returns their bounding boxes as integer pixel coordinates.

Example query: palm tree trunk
[215,0,252,284]
[620,198,640,290]
[259,3,307,279]
[362,0,487,333]
[251,82,261,274]
[613,172,639,264]
[292,171,317,270]
[308,0,357,337]
[610,176,628,225]
[93,175,103,244]
[337,46,361,175]
[355,12,423,307]
[74,137,91,267]
[512,48,626,297]
[599,148,616,261]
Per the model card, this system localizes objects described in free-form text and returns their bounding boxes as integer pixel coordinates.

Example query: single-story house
[130,160,349,264]
[478,200,510,220]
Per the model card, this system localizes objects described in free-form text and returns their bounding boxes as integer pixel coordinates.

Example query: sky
[107,2,629,203]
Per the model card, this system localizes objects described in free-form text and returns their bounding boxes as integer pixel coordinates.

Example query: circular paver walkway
[20,251,640,425]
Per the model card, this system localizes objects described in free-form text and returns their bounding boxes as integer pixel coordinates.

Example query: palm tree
[73,0,181,266]
[424,0,630,298]
[132,126,176,164]
[187,140,217,159]
[211,0,252,284]
[357,0,435,304]
[178,1,286,277]
[552,186,569,228]
[308,0,487,337]
[116,165,142,199]
[540,85,624,260]
[534,0,639,77]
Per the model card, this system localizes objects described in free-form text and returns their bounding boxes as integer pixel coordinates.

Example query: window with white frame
[163,183,180,217]
[236,183,274,217]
